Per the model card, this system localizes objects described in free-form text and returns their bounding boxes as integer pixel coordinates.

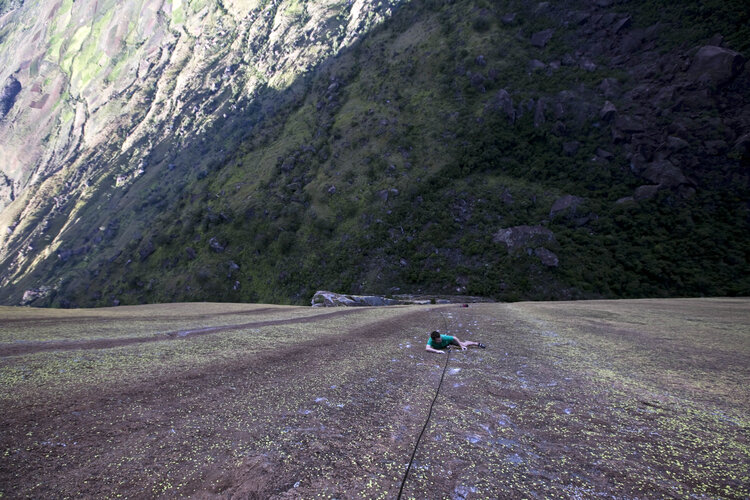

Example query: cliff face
[1,0,749,307]
[0,0,395,203]
[0,0,401,300]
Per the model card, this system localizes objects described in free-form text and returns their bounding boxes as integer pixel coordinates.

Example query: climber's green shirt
[428,334,454,349]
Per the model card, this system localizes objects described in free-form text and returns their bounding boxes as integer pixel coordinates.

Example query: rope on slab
[397,311,451,500]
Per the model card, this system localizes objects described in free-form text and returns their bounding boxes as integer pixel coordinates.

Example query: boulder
[493,225,556,253]
[21,287,52,305]
[561,53,577,66]
[501,13,517,25]
[0,172,13,209]
[138,240,156,262]
[633,184,660,201]
[652,85,676,108]
[550,194,584,219]
[208,237,225,253]
[0,75,22,119]
[600,100,617,121]
[614,115,646,133]
[534,2,550,14]
[529,59,547,72]
[734,133,750,154]
[579,58,597,72]
[469,71,486,92]
[642,160,689,187]
[596,148,614,161]
[613,115,647,142]
[57,246,90,262]
[534,247,559,267]
[612,15,632,34]
[687,45,745,87]
[227,260,240,277]
[491,89,515,123]
[666,136,689,152]
[599,77,621,98]
[531,29,554,48]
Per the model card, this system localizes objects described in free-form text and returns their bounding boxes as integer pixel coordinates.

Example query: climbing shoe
[478,343,486,349]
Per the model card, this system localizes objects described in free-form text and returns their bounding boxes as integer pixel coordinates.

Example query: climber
[425,330,485,354]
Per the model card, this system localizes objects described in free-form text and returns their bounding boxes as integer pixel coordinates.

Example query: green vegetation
[1,0,748,308]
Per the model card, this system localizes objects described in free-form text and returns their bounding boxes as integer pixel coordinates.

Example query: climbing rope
[397,312,452,500]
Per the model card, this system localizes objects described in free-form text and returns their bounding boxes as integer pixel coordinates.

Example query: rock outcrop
[21,287,52,305]
[0,76,21,120]
[534,247,559,267]
[493,225,556,252]
[311,291,493,307]
[0,172,14,209]
[311,291,403,307]
[550,195,584,219]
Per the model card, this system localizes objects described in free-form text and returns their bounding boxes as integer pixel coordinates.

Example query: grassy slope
[5,0,749,307]
[1,299,748,497]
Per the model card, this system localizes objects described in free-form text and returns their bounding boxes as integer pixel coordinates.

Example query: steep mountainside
[0,0,748,307]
